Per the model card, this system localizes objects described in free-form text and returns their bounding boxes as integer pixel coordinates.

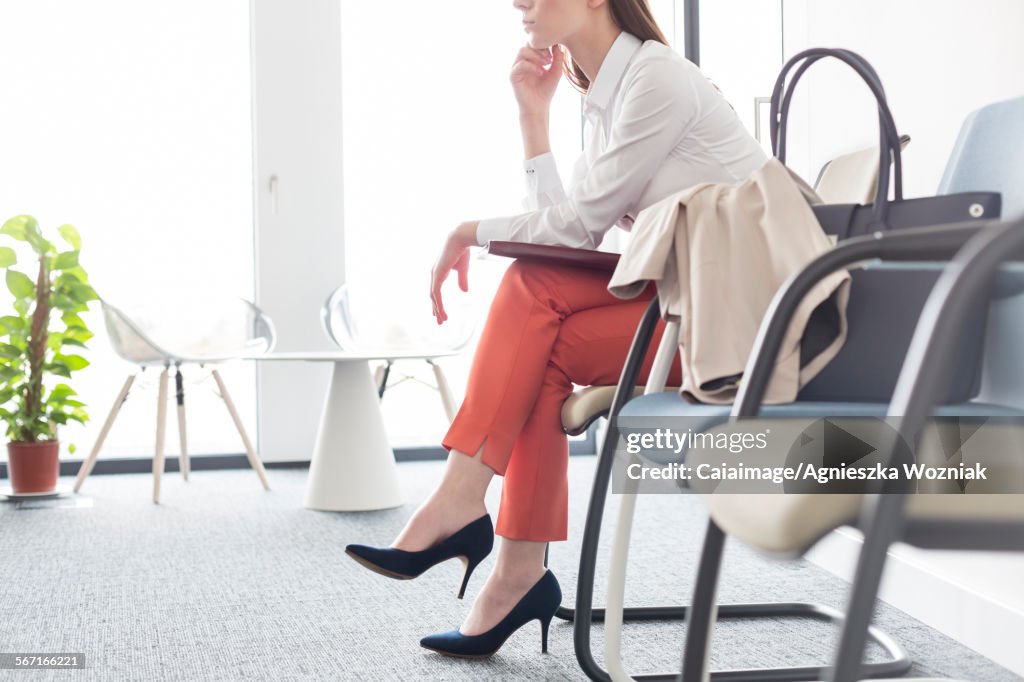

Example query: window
[340,2,586,447]
[0,1,254,460]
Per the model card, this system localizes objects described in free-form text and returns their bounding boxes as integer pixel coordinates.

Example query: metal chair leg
[175,366,189,481]
[563,299,910,682]
[375,361,392,399]
[680,520,726,681]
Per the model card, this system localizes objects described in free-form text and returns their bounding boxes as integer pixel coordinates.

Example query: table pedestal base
[304,360,403,511]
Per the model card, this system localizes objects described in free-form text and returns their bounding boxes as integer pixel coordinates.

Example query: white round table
[260,350,456,512]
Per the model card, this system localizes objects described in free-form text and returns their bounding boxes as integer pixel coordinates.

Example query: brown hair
[564,0,669,93]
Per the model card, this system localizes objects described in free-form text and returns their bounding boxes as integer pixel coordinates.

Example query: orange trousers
[442,261,683,542]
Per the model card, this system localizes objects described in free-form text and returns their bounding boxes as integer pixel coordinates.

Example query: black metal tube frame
[558,220,995,681]
[677,219,996,681]
[828,217,1024,682]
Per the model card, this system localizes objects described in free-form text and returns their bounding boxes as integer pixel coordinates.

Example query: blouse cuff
[524,152,565,208]
[476,216,512,246]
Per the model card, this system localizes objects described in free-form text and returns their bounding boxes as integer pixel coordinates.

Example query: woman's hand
[510,43,564,118]
[431,221,478,325]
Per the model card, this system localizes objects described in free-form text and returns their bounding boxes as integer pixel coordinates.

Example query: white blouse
[476,31,768,249]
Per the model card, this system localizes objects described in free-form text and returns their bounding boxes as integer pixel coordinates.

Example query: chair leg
[562,302,910,682]
[827,495,909,682]
[73,373,136,493]
[428,359,457,422]
[603,454,643,682]
[680,520,726,682]
[211,368,270,490]
[374,361,392,399]
[153,367,169,504]
[175,367,189,481]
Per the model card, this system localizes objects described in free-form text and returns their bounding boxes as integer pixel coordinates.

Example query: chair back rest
[321,283,475,354]
[937,96,1024,407]
[939,95,1024,220]
[813,135,911,204]
[102,296,275,364]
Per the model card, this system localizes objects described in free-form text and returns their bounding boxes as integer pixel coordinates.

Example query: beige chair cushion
[691,419,1024,555]
[704,492,1024,557]
[561,385,679,435]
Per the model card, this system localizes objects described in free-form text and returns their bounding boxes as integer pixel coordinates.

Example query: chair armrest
[734,219,997,418]
[484,241,620,273]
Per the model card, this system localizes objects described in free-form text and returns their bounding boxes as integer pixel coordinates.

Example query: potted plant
[0,215,98,494]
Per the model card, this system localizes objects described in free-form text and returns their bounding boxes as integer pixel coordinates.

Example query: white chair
[813,134,912,204]
[321,283,475,421]
[73,295,275,502]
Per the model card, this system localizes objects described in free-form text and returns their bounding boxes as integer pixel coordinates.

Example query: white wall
[783,0,1024,196]
[251,0,345,462]
[785,1,1024,673]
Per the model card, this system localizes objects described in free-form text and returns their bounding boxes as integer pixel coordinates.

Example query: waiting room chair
[321,283,475,421]
[674,216,1024,682]
[73,296,275,503]
[555,97,1024,681]
[814,134,912,204]
[939,95,1024,220]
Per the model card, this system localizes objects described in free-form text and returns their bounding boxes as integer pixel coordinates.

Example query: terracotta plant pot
[7,440,60,494]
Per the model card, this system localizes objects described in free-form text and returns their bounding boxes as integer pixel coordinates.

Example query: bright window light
[0,1,254,461]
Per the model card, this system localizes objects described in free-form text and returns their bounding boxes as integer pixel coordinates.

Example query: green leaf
[63,325,93,343]
[53,251,79,270]
[6,269,34,299]
[19,219,49,255]
[49,384,76,400]
[0,246,15,267]
[0,365,19,382]
[68,282,98,304]
[13,298,28,316]
[44,362,71,378]
[61,312,86,328]
[0,215,35,242]
[56,354,89,371]
[0,343,21,359]
[52,294,84,312]
[68,442,77,454]
[57,224,81,250]
[0,316,25,332]
[58,266,88,283]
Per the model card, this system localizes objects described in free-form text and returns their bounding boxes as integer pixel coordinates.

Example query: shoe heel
[540,614,553,654]
[457,554,483,600]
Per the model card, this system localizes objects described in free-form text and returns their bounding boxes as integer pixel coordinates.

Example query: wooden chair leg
[211,368,270,490]
[73,373,136,493]
[428,360,457,422]
[153,367,169,504]
[175,367,189,481]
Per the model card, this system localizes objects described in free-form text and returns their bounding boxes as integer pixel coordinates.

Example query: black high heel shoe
[345,513,494,599]
[419,570,562,658]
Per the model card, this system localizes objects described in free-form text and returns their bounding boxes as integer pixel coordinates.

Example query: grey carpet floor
[0,456,1019,682]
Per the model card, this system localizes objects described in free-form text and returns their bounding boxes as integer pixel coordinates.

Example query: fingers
[455,251,469,292]
[430,268,447,324]
[514,45,552,68]
[512,45,553,79]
